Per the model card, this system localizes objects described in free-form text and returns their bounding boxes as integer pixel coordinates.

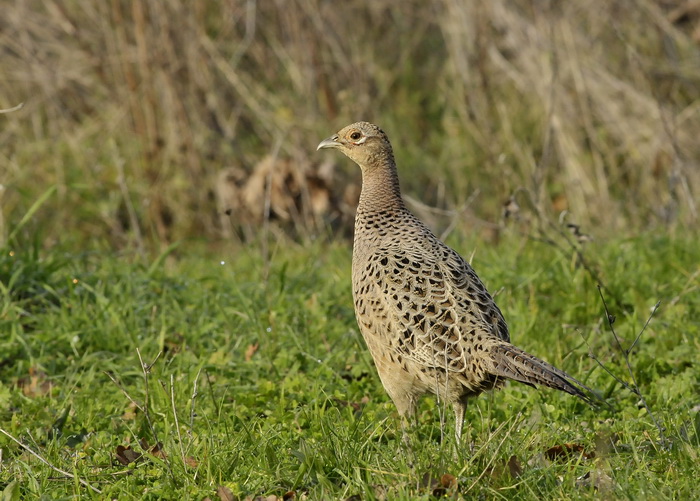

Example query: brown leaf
[420,472,457,497]
[139,438,167,459]
[545,443,594,462]
[150,445,167,460]
[440,473,457,489]
[432,473,459,497]
[244,343,259,361]
[216,485,236,501]
[115,445,142,465]
[184,456,198,468]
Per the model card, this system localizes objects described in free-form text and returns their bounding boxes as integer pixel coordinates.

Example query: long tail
[488,342,596,404]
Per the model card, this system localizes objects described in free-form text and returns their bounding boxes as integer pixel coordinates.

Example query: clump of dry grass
[0,0,698,248]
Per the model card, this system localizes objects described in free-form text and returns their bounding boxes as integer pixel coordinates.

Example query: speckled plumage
[318,122,591,440]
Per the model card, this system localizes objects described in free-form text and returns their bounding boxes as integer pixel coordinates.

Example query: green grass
[1,232,699,500]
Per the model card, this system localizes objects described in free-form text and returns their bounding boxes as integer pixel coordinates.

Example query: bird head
[317,121,394,169]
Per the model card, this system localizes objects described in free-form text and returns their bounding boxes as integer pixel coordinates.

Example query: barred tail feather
[489,343,595,404]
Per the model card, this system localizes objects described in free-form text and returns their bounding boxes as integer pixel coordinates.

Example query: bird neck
[357,157,406,215]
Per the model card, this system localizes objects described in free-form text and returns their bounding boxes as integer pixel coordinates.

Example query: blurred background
[1,0,698,252]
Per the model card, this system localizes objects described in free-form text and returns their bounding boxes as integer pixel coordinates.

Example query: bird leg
[453,400,465,442]
[453,395,473,454]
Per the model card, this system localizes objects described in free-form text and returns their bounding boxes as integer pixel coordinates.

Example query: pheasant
[317,121,593,440]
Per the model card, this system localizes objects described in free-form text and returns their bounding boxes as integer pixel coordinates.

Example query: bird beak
[317,134,341,151]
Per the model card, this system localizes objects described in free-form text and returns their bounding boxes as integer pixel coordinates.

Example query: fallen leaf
[139,438,167,460]
[244,343,259,361]
[420,472,457,497]
[433,473,459,497]
[440,473,457,489]
[216,485,236,501]
[115,445,142,465]
[545,443,594,462]
[184,456,198,468]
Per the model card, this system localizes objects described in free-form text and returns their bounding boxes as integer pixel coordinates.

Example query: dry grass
[1,0,698,248]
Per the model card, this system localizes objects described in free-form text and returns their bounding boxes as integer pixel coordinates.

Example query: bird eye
[350,132,362,141]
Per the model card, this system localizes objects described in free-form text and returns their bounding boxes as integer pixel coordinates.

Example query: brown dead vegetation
[0,1,698,248]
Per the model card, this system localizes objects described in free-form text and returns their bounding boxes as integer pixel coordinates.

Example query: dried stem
[169,374,186,467]
[189,367,202,437]
[0,102,24,114]
[595,286,666,444]
[106,349,178,480]
[0,427,101,494]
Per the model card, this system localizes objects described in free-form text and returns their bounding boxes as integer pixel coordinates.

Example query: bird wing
[369,237,510,373]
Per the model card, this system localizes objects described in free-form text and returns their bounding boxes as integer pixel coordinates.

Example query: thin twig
[104,372,147,414]
[204,370,219,413]
[189,367,202,437]
[507,186,625,310]
[582,335,636,394]
[628,301,660,353]
[545,216,621,308]
[0,427,101,494]
[596,286,666,443]
[204,370,231,437]
[169,374,186,466]
[107,349,178,481]
[135,349,177,482]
